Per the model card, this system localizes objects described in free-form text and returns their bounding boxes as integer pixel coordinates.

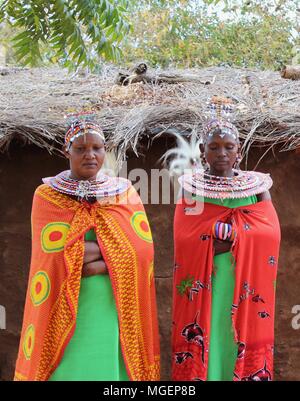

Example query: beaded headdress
[202,96,239,143]
[64,111,105,150]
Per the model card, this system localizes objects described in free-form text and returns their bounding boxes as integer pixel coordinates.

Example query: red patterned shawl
[172,198,281,381]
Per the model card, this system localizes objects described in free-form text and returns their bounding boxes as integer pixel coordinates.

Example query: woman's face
[64,132,105,180]
[202,131,239,177]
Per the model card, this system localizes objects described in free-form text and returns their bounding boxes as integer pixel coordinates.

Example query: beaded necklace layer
[43,170,130,201]
[178,169,272,200]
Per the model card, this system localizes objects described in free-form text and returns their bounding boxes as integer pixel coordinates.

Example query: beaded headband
[202,96,239,142]
[64,112,105,150]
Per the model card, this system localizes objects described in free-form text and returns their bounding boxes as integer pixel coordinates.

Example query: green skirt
[49,231,129,381]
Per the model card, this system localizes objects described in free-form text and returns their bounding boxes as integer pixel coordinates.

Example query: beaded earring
[200,153,209,171]
[234,155,242,170]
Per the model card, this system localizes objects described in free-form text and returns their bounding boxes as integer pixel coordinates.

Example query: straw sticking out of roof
[1,65,299,162]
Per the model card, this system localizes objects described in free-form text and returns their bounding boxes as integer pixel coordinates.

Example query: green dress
[204,196,257,381]
[49,229,129,381]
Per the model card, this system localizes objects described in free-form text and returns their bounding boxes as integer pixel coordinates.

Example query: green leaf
[11,30,30,42]
[76,48,86,65]
[34,14,40,31]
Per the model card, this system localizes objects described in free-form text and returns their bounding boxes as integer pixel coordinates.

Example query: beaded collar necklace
[178,169,273,200]
[43,170,130,201]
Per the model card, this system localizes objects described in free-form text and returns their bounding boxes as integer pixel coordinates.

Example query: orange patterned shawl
[14,184,160,381]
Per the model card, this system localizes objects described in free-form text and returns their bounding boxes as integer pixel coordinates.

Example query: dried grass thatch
[1,65,299,164]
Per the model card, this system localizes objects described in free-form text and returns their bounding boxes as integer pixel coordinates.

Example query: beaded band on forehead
[202,96,239,143]
[202,118,239,143]
[64,117,105,151]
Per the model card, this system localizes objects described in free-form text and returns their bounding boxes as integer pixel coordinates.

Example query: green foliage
[121,0,298,70]
[0,0,130,69]
[0,1,298,70]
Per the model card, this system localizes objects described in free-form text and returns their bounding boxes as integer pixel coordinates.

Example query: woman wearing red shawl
[14,114,160,381]
[172,97,281,381]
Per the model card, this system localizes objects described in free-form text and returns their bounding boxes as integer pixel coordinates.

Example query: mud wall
[0,139,299,380]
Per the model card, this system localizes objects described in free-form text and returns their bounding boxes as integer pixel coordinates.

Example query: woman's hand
[213,239,233,256]
[82,260,108,277]
[83,241,102,264]
[82,241,108,277]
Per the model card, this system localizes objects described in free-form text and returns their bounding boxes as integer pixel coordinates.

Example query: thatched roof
[1,65,299,164]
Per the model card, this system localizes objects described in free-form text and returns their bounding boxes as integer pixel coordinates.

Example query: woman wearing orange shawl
[14,115,160,381]
[172,98,280,381]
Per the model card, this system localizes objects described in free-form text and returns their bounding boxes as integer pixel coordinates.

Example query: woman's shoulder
[242,169,272,179]
[256,190,272,202]
[33,183,53,197]
[32,184,67,207]
[242,170,273,201]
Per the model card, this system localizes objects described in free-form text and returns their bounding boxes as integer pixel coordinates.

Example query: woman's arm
[82,241,108,277]
[214,239,233,256]
[256,190,271,202]
[82,260,108,277]
[83,241,102,264]
[213,190,271,255]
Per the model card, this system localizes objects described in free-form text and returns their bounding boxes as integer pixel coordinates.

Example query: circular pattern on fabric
[30,271,51,306]
[130,212,152,243]
[41,222,70,253]
[23,324,35,360]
